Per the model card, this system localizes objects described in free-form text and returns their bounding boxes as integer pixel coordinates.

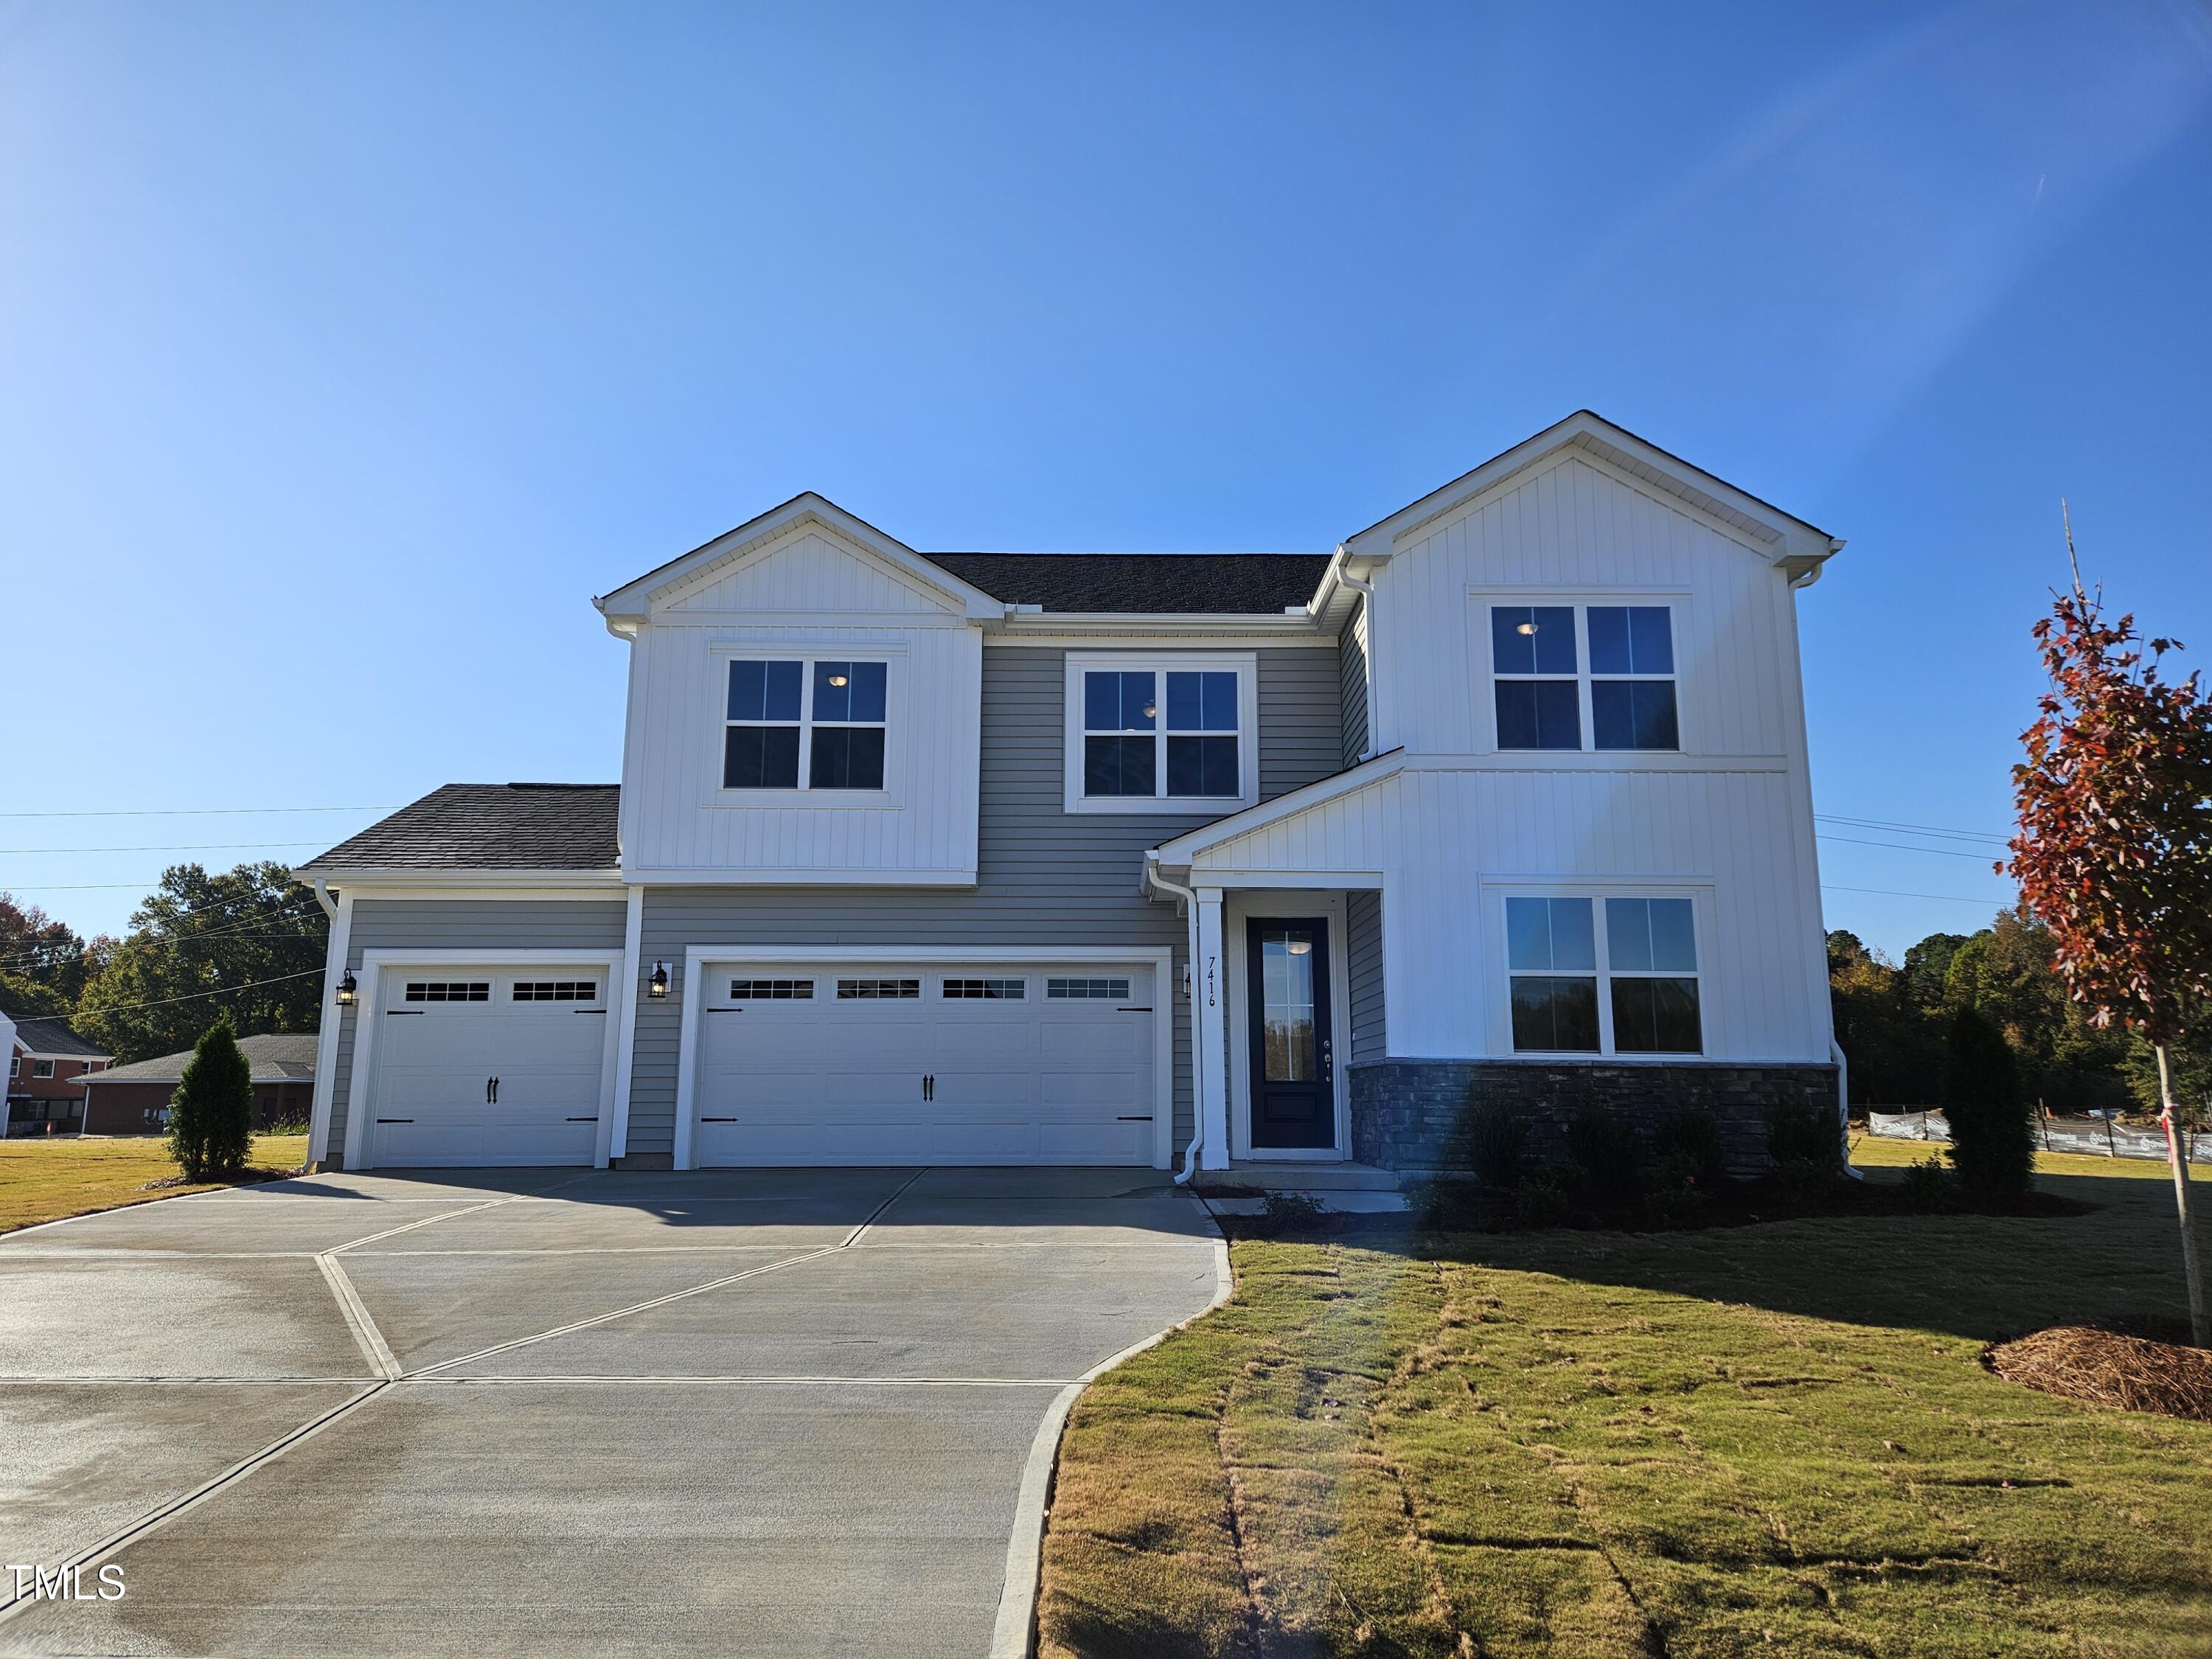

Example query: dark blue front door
[1245,918,1334,1150]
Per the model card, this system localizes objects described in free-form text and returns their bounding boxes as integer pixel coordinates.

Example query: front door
[1245,918,1335,1151]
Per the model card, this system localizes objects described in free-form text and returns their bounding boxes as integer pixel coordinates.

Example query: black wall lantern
[334,970,358,1007]
[647,961,669,999]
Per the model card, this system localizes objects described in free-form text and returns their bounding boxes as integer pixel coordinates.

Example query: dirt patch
[1984,1322,2212,1422]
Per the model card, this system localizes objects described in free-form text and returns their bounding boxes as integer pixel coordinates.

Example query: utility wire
[1816,813,2010,844]
[69,968,324,1018]
[1821,883,2015,908]
[0,841,330,855]
[0,805,389,819]
[1817,832,2006,862]
[0,921,324,973]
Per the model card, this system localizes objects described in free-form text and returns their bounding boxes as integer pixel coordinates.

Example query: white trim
[1062,651,1259,815]
[618,867,978,888]
[990,621,1324,644]
[307,888,352,1170]
[670,945,1176,1171]
[308,876,625,895]
[341,950,625,1172]
[1197,870,1382,891]
[606,887,644,1163]
[1225,891,1351,1163]
[1192,892,1231,1171]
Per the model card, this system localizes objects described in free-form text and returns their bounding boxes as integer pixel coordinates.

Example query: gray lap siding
[622,645,1343,1160]
[324,897,630,1163]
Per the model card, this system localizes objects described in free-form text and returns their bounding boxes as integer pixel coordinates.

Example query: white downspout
[1147,855,1206,1185]
[1336,556,1379,761]
[1832,1037,1861,1179]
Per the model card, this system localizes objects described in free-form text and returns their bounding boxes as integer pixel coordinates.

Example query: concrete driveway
[0,1166,1226,1658]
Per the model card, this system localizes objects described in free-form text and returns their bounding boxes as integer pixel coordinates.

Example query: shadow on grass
[1258,1163,2200,1346]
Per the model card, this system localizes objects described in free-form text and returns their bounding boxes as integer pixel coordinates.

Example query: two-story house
[4,1013,112,1137]
[297,412,1844,1177]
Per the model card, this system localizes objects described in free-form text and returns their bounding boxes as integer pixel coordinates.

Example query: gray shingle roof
[8,1017,110,1060]
[922,552,1331,614]
[83,1032,321,1085]
[300,784,620,873]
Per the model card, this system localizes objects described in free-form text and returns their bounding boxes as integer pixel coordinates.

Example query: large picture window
[1506,894,1702,1055]
[1490,605,1679,753]
[1065,654,1256,812]
[723,658,888,792]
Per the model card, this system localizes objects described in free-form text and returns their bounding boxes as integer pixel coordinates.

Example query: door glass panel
[1260,927,1318,1082]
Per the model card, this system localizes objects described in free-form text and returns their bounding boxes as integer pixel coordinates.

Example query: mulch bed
[1984,1320,2212,1423]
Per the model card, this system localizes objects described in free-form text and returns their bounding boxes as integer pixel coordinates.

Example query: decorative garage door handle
[566,1116,597,1122]
[375,1118,414,1124]
[485,1077,499,1105]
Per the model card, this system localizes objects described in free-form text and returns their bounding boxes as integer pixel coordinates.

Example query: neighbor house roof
[8,1017,110,1060]
[83,1032,321,1086]
[919,552,1332,614]
[298,784,621,874]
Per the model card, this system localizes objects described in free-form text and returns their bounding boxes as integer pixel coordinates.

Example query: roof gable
[597,493,1002,624]
[1342,411,1840,580]
[8,1016,110,1060]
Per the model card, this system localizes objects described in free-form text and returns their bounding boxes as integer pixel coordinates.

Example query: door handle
[921,1074,934,1102]
[486,1077,499,1105]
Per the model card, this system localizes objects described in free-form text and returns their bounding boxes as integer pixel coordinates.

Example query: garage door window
[944,978,1026,999]
[838,978,920,1000]
[730,979,815,1000]
[512,981,599,1001]
[405,981,490,1003]
[1048,977,1130,1000]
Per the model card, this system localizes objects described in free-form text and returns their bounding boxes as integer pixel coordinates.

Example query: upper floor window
[1490,605,1677,752]
[30,1058,55,1079]
[724,658,888,792]
[1505,894,1701,1055]
[1064,653,1257,813]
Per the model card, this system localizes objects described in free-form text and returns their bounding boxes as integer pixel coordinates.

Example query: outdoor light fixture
[334,970,358,1007]
[648,961,669,999]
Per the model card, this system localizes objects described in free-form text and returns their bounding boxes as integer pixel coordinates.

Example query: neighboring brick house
[79,1033,320,1135]
[4,1015,113,1137]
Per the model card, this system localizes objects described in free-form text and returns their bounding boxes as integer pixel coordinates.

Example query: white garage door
[692,962,1156,1166]
[367,971,610,1167]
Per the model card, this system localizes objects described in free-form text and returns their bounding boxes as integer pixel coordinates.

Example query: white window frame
[1491,883,1710,1060]
[712,645,902,806]
[1062,651,1259,815]
[30,1057,55,1079]
[1475,591,1689,755]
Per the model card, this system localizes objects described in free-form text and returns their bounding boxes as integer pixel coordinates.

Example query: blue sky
[3,0,2208,953]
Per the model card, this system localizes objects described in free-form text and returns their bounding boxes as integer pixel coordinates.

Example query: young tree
[2008,539,2212,1344]
[1939,1005,2032,1200]
[168,1015,254,1182]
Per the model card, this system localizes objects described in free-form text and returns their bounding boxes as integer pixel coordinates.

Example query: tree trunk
[2156,1045,2208,1347]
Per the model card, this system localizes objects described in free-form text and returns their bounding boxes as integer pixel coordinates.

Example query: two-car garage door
[690,961,1158,1166]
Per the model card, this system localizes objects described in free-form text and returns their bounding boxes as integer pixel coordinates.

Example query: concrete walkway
[0,1167,1227,1658]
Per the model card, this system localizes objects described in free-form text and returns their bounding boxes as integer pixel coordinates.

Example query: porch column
[1194,886,1231,1170]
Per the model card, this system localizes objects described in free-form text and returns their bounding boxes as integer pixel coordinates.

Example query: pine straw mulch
[1984,1318,2212,1423]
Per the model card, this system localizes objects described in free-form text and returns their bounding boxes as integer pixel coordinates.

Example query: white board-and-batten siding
[619,525,985,882]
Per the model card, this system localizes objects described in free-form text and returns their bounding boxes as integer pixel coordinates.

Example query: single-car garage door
[367,970,611,1167]
[691,961,1157,1166]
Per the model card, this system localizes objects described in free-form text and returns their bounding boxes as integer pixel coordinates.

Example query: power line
[1817,832,2009,863]
[0,805,389,820]
[1822,883,2014,907]
[0,921,324,972]
[71,968,325,1019]
[1816,813,2011,845]
[0,841,330,855]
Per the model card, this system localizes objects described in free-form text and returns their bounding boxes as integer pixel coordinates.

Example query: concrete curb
[987,1191,1235,1659]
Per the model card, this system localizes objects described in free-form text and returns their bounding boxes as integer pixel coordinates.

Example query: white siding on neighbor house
[619,644,1344,1159]
[1366,451,1798,761]
[618,523,985,883]
[324,897,630,1164]
[1186,762,1828,1066]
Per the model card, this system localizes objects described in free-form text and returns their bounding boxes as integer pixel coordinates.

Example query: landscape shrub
[1456,1091,1528,1189]
[1941,1004,2034,1200]
[167,1015,254,1182]
[1563,1105,1644,1213]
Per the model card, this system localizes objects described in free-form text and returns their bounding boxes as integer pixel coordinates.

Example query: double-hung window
[723,658,888,792]
[1065,654,1256,812]
[1490,605,1679,752]
[1505,895,1702,1054]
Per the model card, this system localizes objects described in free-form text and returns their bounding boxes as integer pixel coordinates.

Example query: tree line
[0,863,327,1063]
[1829,910,2207,1118]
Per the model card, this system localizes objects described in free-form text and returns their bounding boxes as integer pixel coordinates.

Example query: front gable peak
[595,493,1004,625]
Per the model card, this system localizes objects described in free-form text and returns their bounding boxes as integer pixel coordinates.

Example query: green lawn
[0,1133,310,1234]
[1041,1157,2212,1658]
